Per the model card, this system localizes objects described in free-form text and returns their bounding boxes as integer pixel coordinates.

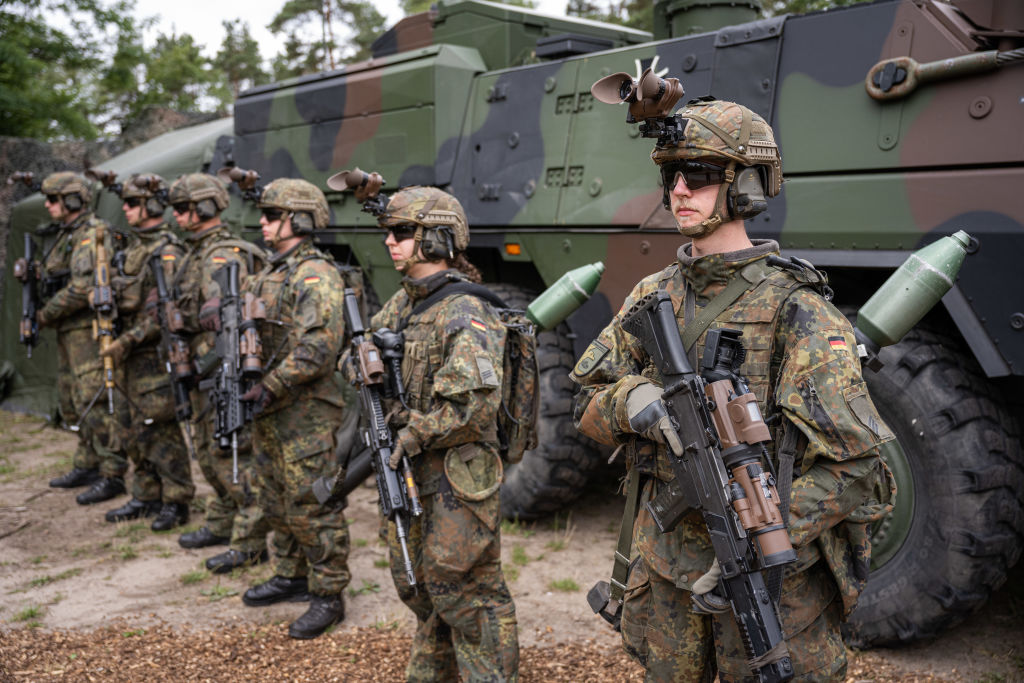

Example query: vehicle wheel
[486,284,604,519]
[844,323,1024,647]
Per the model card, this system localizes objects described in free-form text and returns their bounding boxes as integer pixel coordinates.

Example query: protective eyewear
[386,224,418,242]
[123,197,142,208]
[171,202,192,214]
[660,160,727,191]
[45,194,60,204]
[261,208,284,222]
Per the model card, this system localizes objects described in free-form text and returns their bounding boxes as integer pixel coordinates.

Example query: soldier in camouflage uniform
[336,182,519,681]
[235,179,351,639]
[33,172,131,504]
[572,99,896,682]
[100,174,194,531]
[166,173,271,571]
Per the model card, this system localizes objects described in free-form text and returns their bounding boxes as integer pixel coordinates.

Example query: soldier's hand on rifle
[36,310,48,329]
[145,287,160,322]
[13,257,29,283]
[101,337,131,365]
[241,382,275,413]
[625,381,685,456]
[389,427,421,470]
[199,297,221,332]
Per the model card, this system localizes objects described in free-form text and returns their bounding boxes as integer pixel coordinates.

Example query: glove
[388,427,420,470]
[690,558,730,614]
[241,383,275,413]
[145,288,160,323]
[625,382,684,456]
[101,337,130,365]
[199,297,221,332]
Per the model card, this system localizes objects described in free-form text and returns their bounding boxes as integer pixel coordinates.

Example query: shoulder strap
[399,281,507,332]
[679,260,776,351]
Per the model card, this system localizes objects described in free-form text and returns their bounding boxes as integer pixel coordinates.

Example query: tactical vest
[634,261,823,483]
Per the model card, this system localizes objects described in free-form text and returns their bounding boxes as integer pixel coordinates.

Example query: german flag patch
[80,238,92,246]
[303,275,321,284]
[470,318,487,333]
[211,256,227,264]
[161,254,176,262]
[828,335,848,351]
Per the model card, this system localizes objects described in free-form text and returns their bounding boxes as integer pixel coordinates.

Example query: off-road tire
[845,324,1024,647]
[486,284,603,519]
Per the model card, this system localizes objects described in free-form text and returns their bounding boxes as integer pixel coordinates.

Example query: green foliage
[765,0,867,16]
[13,605,43,622]
[212,20,270,103]
[511,544,530,566]
[373,558,390,568]
[28,568,82,588]
[566,0,650,31]
[348,579,382,597]
[180,570,208,585]
[269,0,388,79]
[200,584,239,601]
[548,577,580,592]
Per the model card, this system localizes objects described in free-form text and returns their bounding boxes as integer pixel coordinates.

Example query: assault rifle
[619,290,796,683]
[149,252,198,459]
[13,233,41,357]
[202,261,265,483]
[89,222,120,415]
[312,288,422,587]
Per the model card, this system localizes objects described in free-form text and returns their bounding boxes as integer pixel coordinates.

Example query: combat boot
[288,594,345,640]
[205,548,269,574]
[242,575,310,607]
[76,477,126,505]
[178,526,229,549]
[105,498,161,523]
[50,467,100,488]
[151,503,189,532]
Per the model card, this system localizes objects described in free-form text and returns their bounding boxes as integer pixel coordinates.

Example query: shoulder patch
[573,339,610,377]
[211,255,227,264]
[161,254,176,262]
[303,275,321,284]
[476,357,499,387]
[470,318,487,333]
[828,335,848,351]
[80,238,92,246]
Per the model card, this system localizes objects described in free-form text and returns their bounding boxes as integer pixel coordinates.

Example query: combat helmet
[168,173,229,220]
[380,186,468,263]
[651,97,782,236]
[258,178,329,234]
[40,172,91,213]
[121,173,169,219]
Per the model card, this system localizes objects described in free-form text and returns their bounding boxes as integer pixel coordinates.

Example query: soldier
[100,174,194,531]
[233,179,351,639]
[572,98,895,681]
[354,185,519,680]
[166,173,270,572]
[34,172,131,504]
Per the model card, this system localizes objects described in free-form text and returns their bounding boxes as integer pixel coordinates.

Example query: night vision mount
[217,165,264,203]
[85,168,123,196]
[591,58,687,147]
[326,167,389,218]
[87,169,170,205]
[7,171,42,193]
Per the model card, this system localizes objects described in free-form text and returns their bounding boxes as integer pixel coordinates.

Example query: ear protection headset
[726,166,769,220]
[195,199,218,220]
[290,211,315,235]
[62,193,84,212]
[419,226,456,261]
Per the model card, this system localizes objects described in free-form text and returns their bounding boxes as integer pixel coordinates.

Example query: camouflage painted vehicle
[3,0,1022,648]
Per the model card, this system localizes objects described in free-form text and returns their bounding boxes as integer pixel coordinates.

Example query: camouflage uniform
[174,224,268,553]
[572,240,896,682]
[37,208,130,479]
[373,269,519,683]
[112,223,194,505]
[246,239,351,596]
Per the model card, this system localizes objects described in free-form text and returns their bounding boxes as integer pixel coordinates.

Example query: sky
[132,0,569,59]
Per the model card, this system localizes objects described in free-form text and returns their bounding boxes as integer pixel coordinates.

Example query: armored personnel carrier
[4,0,1021,647]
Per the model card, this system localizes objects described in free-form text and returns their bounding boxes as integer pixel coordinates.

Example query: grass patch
[511,544,529,567]
[503,565,520,583]
[348,579,381,597]
[13,605,43,622]
[373,558,390,569]
[181,570,208,585]
[200,584,238,602]
[372,618,402,631]
[115,544,138,561]
[500,517,535,538]
[548,578,579,592]
[114,522,148,541]
[28,568,83,588]
[122,628,146,637]
[353,538,369,548]
[30,555,47,565]
[544,512,575,552]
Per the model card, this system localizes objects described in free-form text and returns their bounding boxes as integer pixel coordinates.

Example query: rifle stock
[621,290,795,683]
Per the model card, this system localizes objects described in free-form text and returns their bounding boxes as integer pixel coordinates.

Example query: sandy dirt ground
[1,408,1022,681]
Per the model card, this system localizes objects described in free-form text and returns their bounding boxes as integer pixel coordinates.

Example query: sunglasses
[45,194,60,204]
[660,160,727,191]
[123,197,142,208]
[171,202,192,214]
[261,208,284,222]
[386,224,417,242]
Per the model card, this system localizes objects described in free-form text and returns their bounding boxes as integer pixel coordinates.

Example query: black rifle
[13,233,41,357]
[149,252,198,459]
[619,290,795,683]
[312,288,422,587]
[201,261,264,483]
